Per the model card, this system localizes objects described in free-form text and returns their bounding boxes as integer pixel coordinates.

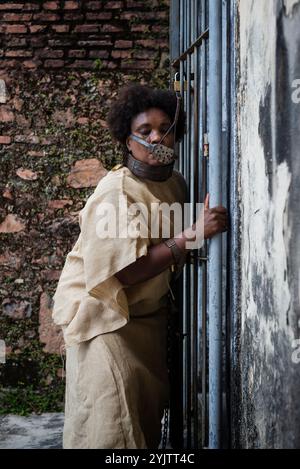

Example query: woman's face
[126,107,175,166]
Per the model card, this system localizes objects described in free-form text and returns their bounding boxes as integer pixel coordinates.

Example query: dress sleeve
[79,183,150,299]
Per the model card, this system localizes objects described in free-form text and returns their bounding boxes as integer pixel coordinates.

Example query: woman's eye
[138,129,151,135]
[138,127,170,137]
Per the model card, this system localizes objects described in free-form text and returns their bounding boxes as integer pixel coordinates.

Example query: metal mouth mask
[129,134,176,164]
[129,93,182,165]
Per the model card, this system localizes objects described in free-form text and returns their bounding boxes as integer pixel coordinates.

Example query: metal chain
[162,406,169,449]
[161,288,175,449]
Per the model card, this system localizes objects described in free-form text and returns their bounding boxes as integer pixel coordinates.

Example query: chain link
[161,287,175,449]
[162,407,169,448]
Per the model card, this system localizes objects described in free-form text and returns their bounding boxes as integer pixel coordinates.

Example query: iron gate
[169,0,232,449]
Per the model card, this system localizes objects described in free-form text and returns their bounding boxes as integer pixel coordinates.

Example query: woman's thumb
[204,193,209,209]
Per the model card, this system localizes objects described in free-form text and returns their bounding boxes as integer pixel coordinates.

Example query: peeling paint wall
[233,0,300,448]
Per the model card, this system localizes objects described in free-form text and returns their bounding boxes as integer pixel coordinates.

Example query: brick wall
[0,0,169,71]
[0,0,170,414]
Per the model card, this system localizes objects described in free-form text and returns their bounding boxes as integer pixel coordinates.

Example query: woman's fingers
[202,195,229,236]
[218,213,228,220]
[211,206,227,214]
[204,193,210,209]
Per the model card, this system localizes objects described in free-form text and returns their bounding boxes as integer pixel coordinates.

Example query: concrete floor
[0,413,170,449]
[0,413,64,449]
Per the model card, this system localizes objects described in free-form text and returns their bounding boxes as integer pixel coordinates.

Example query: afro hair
[106,83,186,154]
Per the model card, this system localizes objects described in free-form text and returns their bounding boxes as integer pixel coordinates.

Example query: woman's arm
[115,194,228,287]
[114,229,192,287]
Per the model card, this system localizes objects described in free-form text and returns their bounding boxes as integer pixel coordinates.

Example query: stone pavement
[0,413,64,449]
[0,413,171,449]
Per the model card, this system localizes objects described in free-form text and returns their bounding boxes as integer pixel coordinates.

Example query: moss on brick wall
[0,0,171,415]
[0,67,170,415]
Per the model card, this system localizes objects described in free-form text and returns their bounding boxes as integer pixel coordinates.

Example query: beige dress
[52,164,187,449]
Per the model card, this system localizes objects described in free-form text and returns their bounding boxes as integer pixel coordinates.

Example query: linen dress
[52,164,187,449]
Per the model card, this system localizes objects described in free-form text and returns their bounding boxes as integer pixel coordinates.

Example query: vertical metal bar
[169,0,184,450]
[185,0,192,449]
[204,0,210,447]
[191,0,200,449]
[169,0,179,150]
[196,0,209,449]
[179,0,184,175]
[180,0,189,448]
[208,0,223,449]
[188,0,197,449]
[195,0,201,450]
[197,0,201,36]
[177,0,187,449]
[170,0,180,63]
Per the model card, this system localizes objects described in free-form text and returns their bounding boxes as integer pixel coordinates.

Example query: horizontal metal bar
[187,253,209,264]
[197,256,208,262]
[171,28,209,68]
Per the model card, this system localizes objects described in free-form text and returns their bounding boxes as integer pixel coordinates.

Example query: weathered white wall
[234,0,300,448]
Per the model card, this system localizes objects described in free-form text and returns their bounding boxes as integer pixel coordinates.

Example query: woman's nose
[149,130,163,144]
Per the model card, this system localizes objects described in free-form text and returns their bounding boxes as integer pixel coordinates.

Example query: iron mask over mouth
[129,93,182,165]
[129,134,176,165]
